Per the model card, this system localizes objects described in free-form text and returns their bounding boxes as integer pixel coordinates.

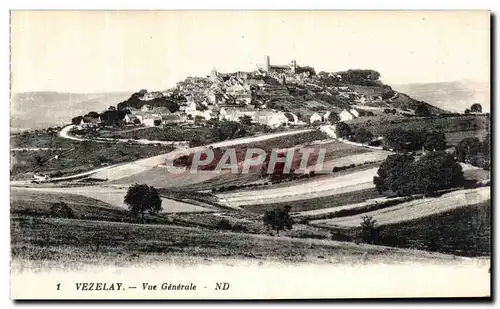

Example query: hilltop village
[72,56,436,131]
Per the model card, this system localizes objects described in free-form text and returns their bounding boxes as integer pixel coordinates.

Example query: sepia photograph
[9,10,491,299]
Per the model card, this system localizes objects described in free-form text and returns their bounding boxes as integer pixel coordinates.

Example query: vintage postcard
[9,10,491,299]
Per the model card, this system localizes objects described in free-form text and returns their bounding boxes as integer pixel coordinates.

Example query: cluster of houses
[218,106,366,127]
[76,56,380,130]
[123,102,214,127]
[77,102,368,130]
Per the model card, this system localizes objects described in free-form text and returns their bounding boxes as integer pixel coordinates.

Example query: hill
[11,187,463,269]
[115,66,445,121]
[11,67,448,132]
[392,80,490,113]
[10,91,131,131]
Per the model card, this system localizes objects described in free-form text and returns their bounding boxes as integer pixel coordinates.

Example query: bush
[49,202,75,219]
[263,206,294,236]
[216,218,232,230]
[288,229,328,240]
[231,222,250,233]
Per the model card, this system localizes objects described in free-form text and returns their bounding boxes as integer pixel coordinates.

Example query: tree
[71,116,83,125]
[482,133,490,157]
[263,206,294,236]
[100,110,126,126]
[335,122,352,139]
[381,91,395,100]
[49,202,75,219]
[423,131,446,151]
[213,121,247,141]
[383,128,425,152]
[239,115,253,126]
[359,215,379,244]
[464,108,471,115]
[336,69,381,86]
[455,137,482,163]
[374,152,464,197]
[34,155,45,167]
[327,112,340,124]
[470,103,482,113]
[413,152,465,196]
[352,127,373,144]
[86,111,100,118]
[124,184,163,223]
[415,104,431,117]
[373,154,415,194]
[216,218,232,230]
[194,115,205,124]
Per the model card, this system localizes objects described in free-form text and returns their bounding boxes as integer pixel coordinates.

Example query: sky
[11,10,490,93]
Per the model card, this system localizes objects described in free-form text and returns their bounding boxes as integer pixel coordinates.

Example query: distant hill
[392,80,490,113]
[10,91,131,131]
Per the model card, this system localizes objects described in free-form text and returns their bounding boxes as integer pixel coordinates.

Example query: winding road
[58,125,190,147]
[89,127,315,182]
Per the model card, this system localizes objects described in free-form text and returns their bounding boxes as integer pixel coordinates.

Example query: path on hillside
[10,148,71,152]
[11,127,314,184]
[9,163,124,187]
[91,128,314,182]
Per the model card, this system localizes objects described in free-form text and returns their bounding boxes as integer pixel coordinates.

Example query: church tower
[290,59,297,73]
[264,55,270,71]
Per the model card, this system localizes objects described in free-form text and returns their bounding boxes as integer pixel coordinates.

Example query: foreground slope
[11,215,471,271]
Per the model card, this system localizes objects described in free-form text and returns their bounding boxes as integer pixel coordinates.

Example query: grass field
[376,200,491,257]
[215,167,378,207]
[10,188,137,223]
[303,195,491,258]
[311,187,490,228]
[346,114,490,137]
[445,129,489,146]
[12,187,213,214]
[111,130,329,188]
[100,121,287,147]
[10,215,461,270]
[242,188,381,214]
[463,168,491,182]
[11,131,75,149]
[170,142,382,193]
[104,125,220,144]
[10,131,175,180]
